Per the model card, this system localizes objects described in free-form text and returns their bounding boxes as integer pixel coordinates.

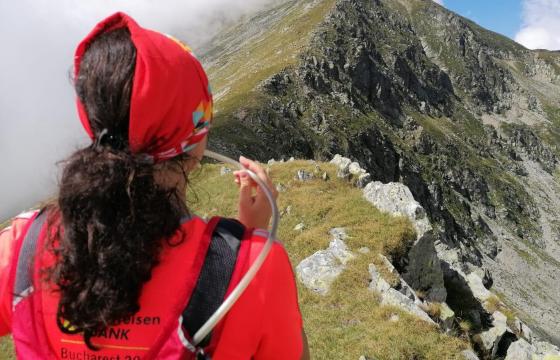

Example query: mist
[0,0,280,221]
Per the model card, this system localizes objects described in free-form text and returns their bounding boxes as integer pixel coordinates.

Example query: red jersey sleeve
[254,242,304,360]
[0,211,37,336]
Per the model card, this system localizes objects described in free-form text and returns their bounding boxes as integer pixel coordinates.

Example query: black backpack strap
[182,217,246,350]
[13,210,47,308]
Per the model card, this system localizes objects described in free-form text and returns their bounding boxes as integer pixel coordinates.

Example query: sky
[434,0,560,50]
[1,0,559,221]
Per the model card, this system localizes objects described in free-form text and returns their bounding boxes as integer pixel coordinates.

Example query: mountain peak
[201,0,560,351]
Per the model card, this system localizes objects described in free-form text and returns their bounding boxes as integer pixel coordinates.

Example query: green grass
[207,0,336,119]
[0,337,14,360]
[188,161,468,359]
[484,295,517,327]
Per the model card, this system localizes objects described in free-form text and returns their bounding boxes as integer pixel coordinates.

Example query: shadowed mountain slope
[201,0,560,344]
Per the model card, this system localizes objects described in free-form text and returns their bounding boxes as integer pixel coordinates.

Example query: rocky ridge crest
[295,155,559,359]
[202,0,560,346]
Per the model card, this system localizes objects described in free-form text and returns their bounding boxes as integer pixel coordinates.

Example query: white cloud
[432,0,444,5]
[0,0,280,220]
[515,0,560,50]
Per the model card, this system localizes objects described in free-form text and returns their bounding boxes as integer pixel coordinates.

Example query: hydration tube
[192,149,280,346]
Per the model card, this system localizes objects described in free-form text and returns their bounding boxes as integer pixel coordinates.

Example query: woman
[0,12,309,359]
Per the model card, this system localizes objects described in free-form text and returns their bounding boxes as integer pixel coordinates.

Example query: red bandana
[74,12,213,162]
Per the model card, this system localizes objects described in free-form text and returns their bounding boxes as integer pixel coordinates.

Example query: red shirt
[0,212,303,359]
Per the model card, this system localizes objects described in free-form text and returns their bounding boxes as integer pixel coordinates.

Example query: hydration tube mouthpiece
[192,150,280,346]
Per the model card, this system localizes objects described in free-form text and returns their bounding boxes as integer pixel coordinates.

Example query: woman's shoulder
[242,228,295,285]
[0,210,40,336]
[239,226,285,258]
[0,210,40,263]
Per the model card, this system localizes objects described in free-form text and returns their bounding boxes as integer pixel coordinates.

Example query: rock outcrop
[296,228,355,295]
[368,260,435,324]
[361,176,446,302]
[347,155,559,358]
[363,181,433,239]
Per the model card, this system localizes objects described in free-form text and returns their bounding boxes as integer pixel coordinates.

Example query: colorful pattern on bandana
[148,37,213,162]
[151,99,213,162]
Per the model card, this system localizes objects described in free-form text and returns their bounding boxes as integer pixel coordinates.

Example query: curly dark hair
[46,28,189,350]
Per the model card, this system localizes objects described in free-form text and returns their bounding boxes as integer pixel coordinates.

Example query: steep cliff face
[201,0,560,344]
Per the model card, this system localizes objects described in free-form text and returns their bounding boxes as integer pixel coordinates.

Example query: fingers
[240,156,268,183]
[235,157,278,203]
[238,172,254,208]
[239,156,275,192]
[236,156,278,229]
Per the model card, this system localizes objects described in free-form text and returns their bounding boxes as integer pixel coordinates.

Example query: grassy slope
[205,0,336,122]
[188,161,468,359]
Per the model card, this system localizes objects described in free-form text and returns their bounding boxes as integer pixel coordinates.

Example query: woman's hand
[234,156,278,229]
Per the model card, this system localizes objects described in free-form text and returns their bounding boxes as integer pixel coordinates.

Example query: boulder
[465,272,492,302]
[220,166,232,175]
[329,227,348,241]
[380,288,435,324]
[330,154,352,169]
[362,181,432,239]
[349,161,366,176]
[439,303,455,333]
[294,223,306,231]
[356,173,372,188]
[337,166,351,180]
[331,154,355,181]
[461,349,480,360]
[296,228,355,295]
[493,310,508,328]
[368,263,392,293]
[295,169,314,181]
[368,263,434,324]
[512,317,534,343]
[330,155,372,187]
[505,339,535,360]
[377,255,420,302]
[474,311,508,357]
[401,232,447,302]
[358,247,371,254]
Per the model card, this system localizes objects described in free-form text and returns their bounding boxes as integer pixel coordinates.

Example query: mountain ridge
[200,0,560,347]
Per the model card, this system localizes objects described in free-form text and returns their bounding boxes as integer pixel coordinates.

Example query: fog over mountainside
[199,0,560,348]
[0,0,282,221]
